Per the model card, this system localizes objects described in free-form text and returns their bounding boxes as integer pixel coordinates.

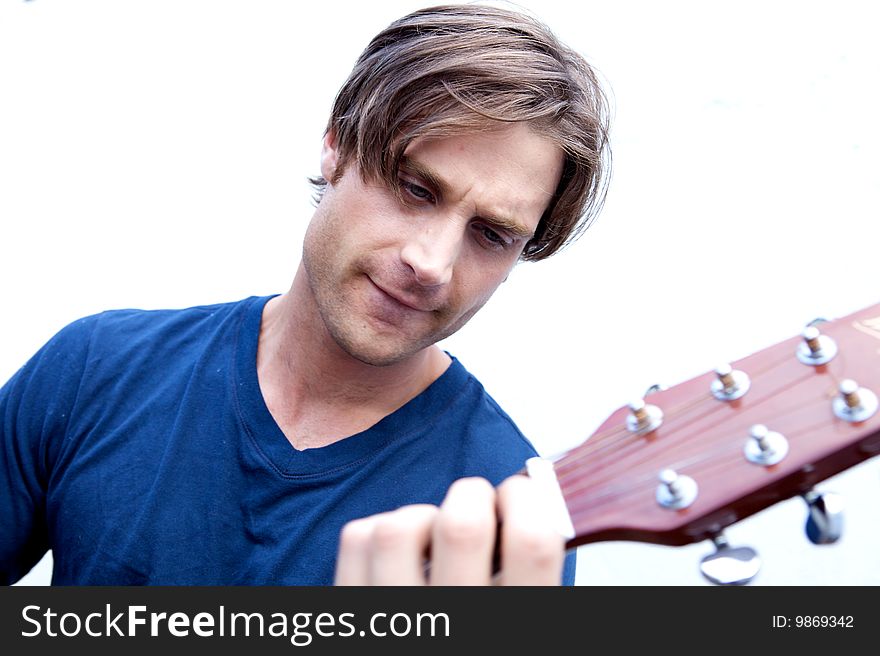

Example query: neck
[256,266,450,449]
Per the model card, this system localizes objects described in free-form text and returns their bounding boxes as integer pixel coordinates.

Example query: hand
[334,474,565,585]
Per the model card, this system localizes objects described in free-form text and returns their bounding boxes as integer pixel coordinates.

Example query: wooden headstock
[555,302,880,550]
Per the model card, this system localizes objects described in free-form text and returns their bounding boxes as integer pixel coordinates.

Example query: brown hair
[311,3,612,261]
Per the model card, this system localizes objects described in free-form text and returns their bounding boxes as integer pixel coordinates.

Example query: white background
[2,0,878,585]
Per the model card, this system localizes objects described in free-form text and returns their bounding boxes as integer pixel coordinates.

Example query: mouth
[368,277,435,313]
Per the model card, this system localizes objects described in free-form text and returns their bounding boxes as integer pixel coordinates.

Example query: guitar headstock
[555,302,880,550]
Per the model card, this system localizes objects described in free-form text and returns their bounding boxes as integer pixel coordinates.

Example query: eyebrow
[399,156,536,240]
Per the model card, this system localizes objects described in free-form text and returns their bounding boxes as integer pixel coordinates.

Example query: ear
[320,129,340,182]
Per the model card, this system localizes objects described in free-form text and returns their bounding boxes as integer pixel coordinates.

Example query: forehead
[401,123,564,230]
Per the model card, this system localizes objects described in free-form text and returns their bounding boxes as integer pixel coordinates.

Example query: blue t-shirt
[1,295,575,584]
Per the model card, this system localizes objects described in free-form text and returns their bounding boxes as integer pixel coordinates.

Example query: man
[1,4,610,585]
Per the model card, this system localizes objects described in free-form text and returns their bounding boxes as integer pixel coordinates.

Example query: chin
[342,342,420,368]
[330,328,427,367]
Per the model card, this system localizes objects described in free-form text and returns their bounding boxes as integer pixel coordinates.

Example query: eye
[399,178,436,204]
[481,227,504,245]
[472,223,510,250]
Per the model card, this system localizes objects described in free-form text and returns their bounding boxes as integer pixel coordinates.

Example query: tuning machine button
[743,424,789,466]
[832,379,878,423]
[796,325,837,366]
[626,399,663,435]
[655,468,697,510]
[802,489,844,545]
[699,533,761,585]
[710,363,750,401]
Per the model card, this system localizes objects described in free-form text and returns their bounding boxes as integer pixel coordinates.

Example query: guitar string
[558,365,826,501]
[557,364,846,518]
[552,398,720,503]
[559,368,837,510]
[561,390,824,521]
[552,349,805,494]
[551,349,796,478]
[561,412,838,529]
[563,404,834,519]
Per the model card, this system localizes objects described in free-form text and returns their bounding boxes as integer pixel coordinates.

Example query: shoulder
[454,361,535,447]
[88,295,264,334]
[441,357,540,480]
[66,295,268,354]
[23,295,270,387]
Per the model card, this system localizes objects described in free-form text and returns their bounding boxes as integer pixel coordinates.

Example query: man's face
[302,122,564,366]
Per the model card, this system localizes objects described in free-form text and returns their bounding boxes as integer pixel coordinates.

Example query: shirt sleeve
[562,549,577,585]
[0,315,97,584]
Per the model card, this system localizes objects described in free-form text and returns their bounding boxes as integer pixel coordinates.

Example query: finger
[496,474,565,585]
[368,504,438,585]
[335,516,375,585]
[429,477,497,585]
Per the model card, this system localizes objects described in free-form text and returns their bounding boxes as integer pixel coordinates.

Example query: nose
[399,220,461,287]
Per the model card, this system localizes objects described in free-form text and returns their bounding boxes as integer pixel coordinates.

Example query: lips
[369,277,436,313]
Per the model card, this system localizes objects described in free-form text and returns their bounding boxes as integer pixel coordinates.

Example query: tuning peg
[743,423,789,466]
[832,379,878,423]
[699,533,761,586]
[626,398,663,435]
[655,468,697,510]
[803,490,844,545]
[711,363,750,401]
[796,325,838,365]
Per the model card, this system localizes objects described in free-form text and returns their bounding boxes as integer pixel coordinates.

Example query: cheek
[306,200,366,259]
[334,196,404,251]
[303,215,338,270]
[451,259,513,309]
